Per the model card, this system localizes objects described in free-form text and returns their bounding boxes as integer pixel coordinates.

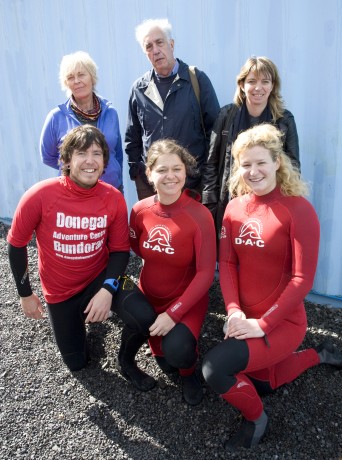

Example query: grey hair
[59,51,98,96]
[135,18,173,49]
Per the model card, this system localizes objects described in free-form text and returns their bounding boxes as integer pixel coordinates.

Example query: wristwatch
[103,277,120,295]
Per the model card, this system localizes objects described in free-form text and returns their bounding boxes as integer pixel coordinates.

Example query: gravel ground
[1,221,342,460]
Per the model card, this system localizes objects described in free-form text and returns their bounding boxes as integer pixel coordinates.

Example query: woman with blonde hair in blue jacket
[40,51,124,191]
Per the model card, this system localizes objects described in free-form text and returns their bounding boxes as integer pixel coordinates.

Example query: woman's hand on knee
[149,312,176,336]
[227,317,265,340]
[224,311,246,339]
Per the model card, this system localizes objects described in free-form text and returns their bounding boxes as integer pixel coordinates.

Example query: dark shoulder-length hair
[59,124,109,176]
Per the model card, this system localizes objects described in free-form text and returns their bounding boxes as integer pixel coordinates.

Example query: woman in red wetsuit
[202,124,342,450]
[117,139,216,405]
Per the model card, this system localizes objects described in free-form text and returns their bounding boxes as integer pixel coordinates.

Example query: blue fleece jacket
[40,95,123,189]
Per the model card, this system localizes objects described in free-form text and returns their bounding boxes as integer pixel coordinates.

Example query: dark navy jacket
[125,59,219,189]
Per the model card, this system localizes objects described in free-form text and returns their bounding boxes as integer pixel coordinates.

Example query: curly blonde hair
[229,124,307,198]
[234,56,284,121]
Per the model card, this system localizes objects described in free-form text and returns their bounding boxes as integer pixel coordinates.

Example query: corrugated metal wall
[1,0,341,297]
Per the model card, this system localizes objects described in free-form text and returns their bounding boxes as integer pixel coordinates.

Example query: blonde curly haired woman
[203,124,342,450]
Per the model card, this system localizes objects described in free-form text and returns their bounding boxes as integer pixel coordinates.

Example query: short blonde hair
[229,124,307,198]
[59,51,98,95]
[135,18,173,49]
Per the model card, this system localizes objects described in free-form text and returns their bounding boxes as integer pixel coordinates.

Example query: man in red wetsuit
[202,124,342,450]
[117,138,216,405]
[7,125,131,371]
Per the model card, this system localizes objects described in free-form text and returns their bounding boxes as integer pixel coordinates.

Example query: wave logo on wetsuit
[220,225,227,239]
[235,218,265,248]
[143,225,175,254]
[129,227,137,239]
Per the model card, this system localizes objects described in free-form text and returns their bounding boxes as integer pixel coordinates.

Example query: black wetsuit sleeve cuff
[8,243,33,297]
[105,251,130,280]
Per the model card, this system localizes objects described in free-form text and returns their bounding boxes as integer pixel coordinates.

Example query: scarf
[231,101,273,143]
[71,93,102,123]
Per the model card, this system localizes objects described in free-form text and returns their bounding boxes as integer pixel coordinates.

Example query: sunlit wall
[0,0,341,297]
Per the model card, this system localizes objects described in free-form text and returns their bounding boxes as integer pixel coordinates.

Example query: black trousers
[47,272,156,370]
[48,273,196,372]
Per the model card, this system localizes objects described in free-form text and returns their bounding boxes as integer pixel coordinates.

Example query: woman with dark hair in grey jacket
[202,56,300,240]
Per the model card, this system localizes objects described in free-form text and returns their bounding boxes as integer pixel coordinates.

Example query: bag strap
[189,66,206,137]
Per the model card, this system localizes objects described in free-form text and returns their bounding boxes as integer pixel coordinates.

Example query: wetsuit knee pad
[62,351,88,372]
[162,323,197,369]
[202,338,249,394]
[113,278,156,335]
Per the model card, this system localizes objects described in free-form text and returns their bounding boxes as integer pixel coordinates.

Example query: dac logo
[143,225,175,254]
[129,227,136,238]
[220,225,227,239]
[235,218,265,248]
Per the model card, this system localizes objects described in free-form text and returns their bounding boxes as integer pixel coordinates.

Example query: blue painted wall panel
[0,0,341,297]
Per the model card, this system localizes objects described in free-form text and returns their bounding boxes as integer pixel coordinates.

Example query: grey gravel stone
[1,221,342,459]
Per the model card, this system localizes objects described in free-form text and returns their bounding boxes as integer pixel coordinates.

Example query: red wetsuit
[202,187,321,421]
[129,189,216,356]
[220,186,320,336]
[7,176,130,303]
